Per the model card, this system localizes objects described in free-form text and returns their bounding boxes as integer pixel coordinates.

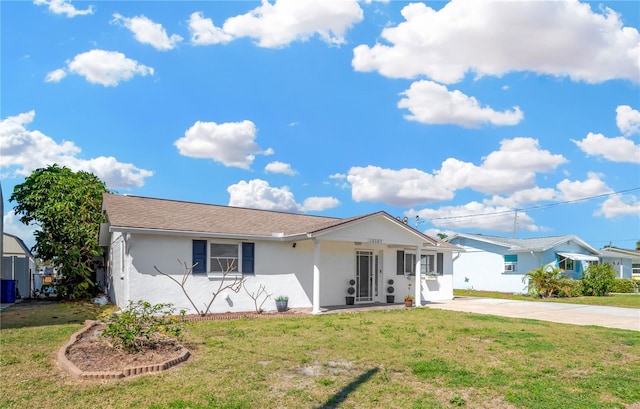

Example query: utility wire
[424,187,640,222]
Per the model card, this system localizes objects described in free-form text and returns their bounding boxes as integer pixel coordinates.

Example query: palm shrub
[523,266,571,298]
[581,264,617,296]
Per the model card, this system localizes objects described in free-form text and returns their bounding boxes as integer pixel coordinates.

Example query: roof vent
[271,232,284,237]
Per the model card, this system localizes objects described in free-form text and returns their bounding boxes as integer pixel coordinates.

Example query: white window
[559,256,574,271]
[210,243,239,273]
[503,255,517,273]
[421,254,443,276]
[405,253,416,275]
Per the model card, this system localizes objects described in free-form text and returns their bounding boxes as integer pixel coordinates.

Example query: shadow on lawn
[317,367,379,409]
[0,299,104,329]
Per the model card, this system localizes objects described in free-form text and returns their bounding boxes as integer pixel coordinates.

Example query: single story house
[599,246,639,279]
[2,232,36,299]
[99,194,457,314]
[445,233,602,294]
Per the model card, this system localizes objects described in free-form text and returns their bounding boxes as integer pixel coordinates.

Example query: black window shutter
[192,240,207,273]
[396,250,405,275]
[437,253,444,275]
[242,242,255,274]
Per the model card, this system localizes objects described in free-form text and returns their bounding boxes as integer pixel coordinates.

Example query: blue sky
[1,0,639,251]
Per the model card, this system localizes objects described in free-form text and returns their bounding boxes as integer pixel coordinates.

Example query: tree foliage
[10,165,109,299]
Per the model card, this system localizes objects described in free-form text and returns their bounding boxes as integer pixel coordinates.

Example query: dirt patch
[65,323,187,373]
[59,322,190,379]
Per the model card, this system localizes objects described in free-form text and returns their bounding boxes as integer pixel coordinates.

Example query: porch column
[414,247,422,306]
[312,239,321,314]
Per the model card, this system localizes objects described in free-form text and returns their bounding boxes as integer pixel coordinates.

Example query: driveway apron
[425,297,640,331]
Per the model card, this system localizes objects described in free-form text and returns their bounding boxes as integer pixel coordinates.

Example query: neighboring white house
[2,232,36,299]
[599,247,639,279]
[100,194,457,314]
[445,234,601,294]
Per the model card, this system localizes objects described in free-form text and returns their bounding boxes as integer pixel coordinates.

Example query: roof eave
[108,226,302,241]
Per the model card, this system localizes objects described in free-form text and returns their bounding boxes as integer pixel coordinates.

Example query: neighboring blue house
[599,247,638,279]
[445,234,601,294]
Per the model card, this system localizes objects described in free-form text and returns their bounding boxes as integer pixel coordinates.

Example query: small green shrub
[101,300,185,352]
[581,264,617,296]
[610,278,639,293]
[563,279,584,297]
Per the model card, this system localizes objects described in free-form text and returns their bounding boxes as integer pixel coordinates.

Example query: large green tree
[10,165,109,299]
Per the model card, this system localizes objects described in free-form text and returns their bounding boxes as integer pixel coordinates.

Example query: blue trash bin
[0,280,17,303]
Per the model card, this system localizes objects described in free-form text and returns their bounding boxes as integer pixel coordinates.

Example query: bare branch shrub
[154,259,245,316]
[244,283,272,313]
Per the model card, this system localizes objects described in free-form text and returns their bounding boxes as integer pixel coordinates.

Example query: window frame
[421,254,443,276]
[558,255,575,271]
[192,240,255,275]
[209,242,241,273]
[503,254,518,273]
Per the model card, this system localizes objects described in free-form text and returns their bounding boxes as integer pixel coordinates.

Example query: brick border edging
[58,320,190,380]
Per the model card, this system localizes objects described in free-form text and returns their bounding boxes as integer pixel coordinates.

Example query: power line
[424,187,640,222]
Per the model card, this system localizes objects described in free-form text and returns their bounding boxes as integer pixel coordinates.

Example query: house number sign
[368,238,382,244]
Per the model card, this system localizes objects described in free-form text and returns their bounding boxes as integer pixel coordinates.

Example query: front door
[356,251,374,302]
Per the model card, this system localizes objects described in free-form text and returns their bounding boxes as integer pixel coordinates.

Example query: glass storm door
[356,251,374,302]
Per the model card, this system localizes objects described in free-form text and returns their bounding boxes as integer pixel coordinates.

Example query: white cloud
[265,161,296,175]
[3,210,38,251]
[223,0,363,48]
[33,0,94,18]
[0,111,153,189]
[572,132,640,163]
[175,120,272,169]
[301,196,340,212]
[352,0,640,84]
[48,49,154,87]
[398,80,523,127]
[485,187,558,208]
[112,14,183,51]
[346,137,566,207]
[227,179,338,213]
[435,138,567,195]
[347,165,454,206]
[227,179,300,212]
[44,68,67,83]
[189,12,233,45]
[413,202,541,233]
[595,194,640,218]
[482,138,568,172]
[556,172,613,201]
[616,105,640,136]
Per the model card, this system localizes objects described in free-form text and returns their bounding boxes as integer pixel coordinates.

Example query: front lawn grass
[454,289,640,308]
[1,301,639,409]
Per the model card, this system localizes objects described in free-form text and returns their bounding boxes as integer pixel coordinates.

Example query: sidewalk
[425,297,640,331]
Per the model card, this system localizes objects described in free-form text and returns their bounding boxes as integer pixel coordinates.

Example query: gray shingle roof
[102,193,459,249]
[449,233,593,252]
[102,194,455,249]
[103,194,344,237]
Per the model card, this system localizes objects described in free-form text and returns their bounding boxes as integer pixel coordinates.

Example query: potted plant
[346,279,356,305]
[404,294,414,307]
[386,279,395,303]
[275,295,289,312]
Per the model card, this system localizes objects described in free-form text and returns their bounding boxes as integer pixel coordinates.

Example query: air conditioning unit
[504,263,517,272]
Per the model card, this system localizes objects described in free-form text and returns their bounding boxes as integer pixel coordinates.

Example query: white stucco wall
[106,224,455,313]
[451,247,529,293]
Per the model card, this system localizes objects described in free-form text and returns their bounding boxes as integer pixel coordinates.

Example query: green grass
[454,289,640,308]
[1,301,639,409]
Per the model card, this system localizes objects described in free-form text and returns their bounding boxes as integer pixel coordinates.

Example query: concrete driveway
[425,297,640,331]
